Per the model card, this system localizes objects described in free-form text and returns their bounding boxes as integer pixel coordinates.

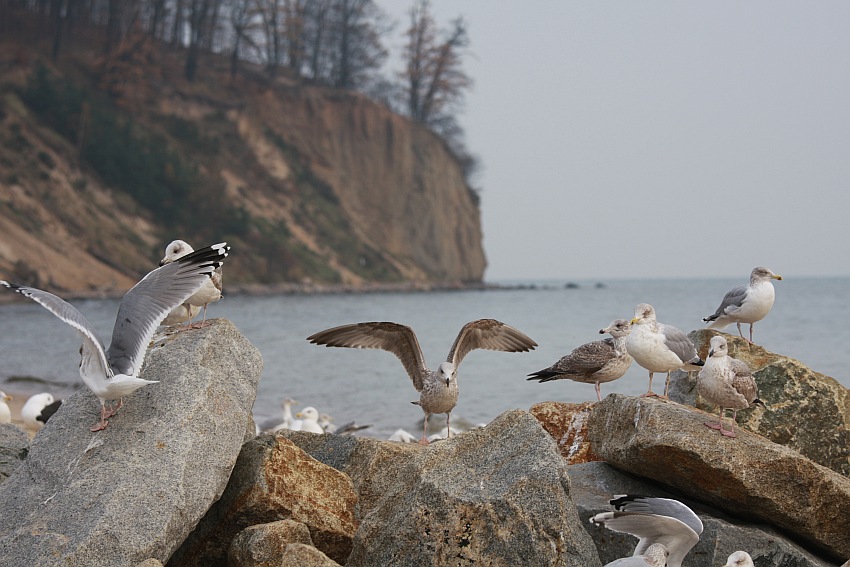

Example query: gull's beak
[708,348,715,357]
[629,317,639,325]
[159,259,167,267]
[2,393,11,401]
[295,412,303,418]
[773,274,783,281]
[445,376,451,386]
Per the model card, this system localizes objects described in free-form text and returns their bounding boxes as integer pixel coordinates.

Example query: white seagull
[0,242,229,431]
[160,239,224,328]
[590,495,703,567]
[293,406,325,434]
[626,304,704,397]
[703,267,782,343]
[603,543,669,567]
[0,391,11,423]
[21,392,54,430]
[697,335,764,438]
[723,551,754,567]
[527,319,632,402]
[307,319,537,444]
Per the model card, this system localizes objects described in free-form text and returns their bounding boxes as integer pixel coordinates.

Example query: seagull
[293,406,325,434]
[703,267,782,343]
[160,239,224,328]
[723,551,754,567]
[626,304,704,397]
[388,428,417,443]
[307,319,537,444]
[697,335,765,438]
[527,319,632,402]
[318,412,336,433]
[160,303,201,327]
[36,398,63,424]
[603,543,669,567]
[0,391,11,423]
[261,397,298,433]
[0,242,229,431]
[590,495,703,567]
[21,392,54,430]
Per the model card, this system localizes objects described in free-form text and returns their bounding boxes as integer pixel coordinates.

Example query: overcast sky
[377,1,850,281]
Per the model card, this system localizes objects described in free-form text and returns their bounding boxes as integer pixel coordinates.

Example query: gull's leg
[103,398,124,418]
[640,373,658,397]
[704,407,724,431]
[90,404,110,432]
[736,322,745,340]
[660,372,672,399]
[749,324,755,343]
[419,413,430,445]
[721,411,737,438]
[594,381,602,402]
[446,413,452,439]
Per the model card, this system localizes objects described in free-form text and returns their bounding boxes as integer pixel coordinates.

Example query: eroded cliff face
[0,45,486,294]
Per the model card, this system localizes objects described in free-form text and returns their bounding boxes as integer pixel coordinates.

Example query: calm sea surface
[1,277,847,438]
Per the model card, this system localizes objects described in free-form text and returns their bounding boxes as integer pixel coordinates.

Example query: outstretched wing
[447,319,537,368]
[610,495,703,536]
[106,242,229,376]
[307,322,429,391]
[590,510,699,565]
[1,281,111,379]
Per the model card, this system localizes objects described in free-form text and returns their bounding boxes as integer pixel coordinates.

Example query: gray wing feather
[659,324,698,363]
[708,284,748,319]
[0,281,112,378]
[307,322,429,391]
[107,243,229,376]
[447,319,537,367]
[611,496,703,535]
[540,339,616,379]
[591,511,699,565]
[730,362,759,404]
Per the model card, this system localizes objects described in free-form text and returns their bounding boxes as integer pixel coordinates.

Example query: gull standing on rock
[626,303,704,398]
[307,319,537,444]
[590,495,703,567]
[527,319,632,402]
[0,243,229,431]
[703,266,782,343]
[160,239,224,328]
[697,335,765,438]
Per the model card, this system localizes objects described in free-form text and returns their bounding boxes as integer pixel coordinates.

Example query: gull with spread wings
[308,319,537,444]
[0,242,229,431]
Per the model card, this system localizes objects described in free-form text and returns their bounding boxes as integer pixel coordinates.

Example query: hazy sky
[377,2,850,281]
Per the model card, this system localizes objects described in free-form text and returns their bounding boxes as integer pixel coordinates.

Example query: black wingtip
[753,398,766,407]
[526,370,559,382]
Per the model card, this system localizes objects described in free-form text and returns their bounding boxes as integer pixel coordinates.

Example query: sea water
[1,277,847,438]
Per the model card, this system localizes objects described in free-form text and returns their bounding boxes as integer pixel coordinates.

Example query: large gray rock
[668,329,850,476]
[338,410,601,567]
[0,423,28,483]
[569,461,839,567]
[169,434,358,566]
[587,394,850,562]
[0,319,263,566]
[280,543,342,566]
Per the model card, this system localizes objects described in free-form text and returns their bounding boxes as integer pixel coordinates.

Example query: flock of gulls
[0,241,784,566]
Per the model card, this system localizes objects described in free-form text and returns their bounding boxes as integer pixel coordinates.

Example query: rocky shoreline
[0,320,847,566]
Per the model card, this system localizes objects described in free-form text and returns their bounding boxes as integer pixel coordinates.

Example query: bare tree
[401,0,470,128]
[328,0,386,89]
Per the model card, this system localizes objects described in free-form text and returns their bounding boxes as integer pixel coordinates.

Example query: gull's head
[282,397,297,408]
[438,361,456,386]
[751,266,782,283]
[159,239,194,266]
[296,406,319,422]
[708,335,728,358]
[630,303,655,325]
[723,551,754,567]
[27,392,54,407]
[600,319,631,337]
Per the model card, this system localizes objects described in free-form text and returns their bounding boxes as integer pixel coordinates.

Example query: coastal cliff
[0,37,485,294]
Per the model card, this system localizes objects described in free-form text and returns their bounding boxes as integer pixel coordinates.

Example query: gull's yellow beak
[629,317,640,325]
[773,274,783,281]
[2,393,11,401]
